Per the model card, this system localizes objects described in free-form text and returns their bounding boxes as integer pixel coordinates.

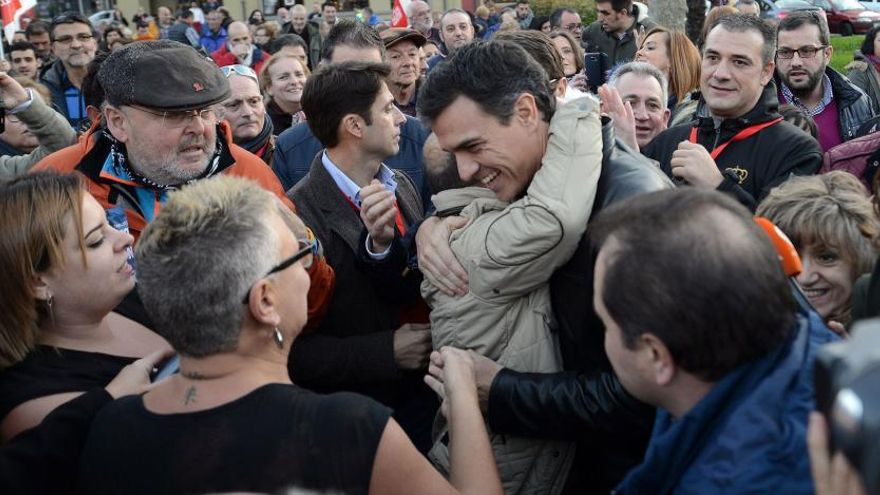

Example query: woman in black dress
[0,172,169,440]
[79,176,502,495]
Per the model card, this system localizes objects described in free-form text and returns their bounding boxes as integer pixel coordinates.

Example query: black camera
[815,319,880,495]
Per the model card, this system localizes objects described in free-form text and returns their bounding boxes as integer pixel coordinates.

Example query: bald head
[227,21,252,50]
[228,21,249,38]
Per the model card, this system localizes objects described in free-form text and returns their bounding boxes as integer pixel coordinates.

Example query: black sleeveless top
[0,346,135,420]
[78,383,392,495]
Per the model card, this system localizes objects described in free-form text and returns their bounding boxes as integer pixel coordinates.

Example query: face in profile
[39,192,136,315]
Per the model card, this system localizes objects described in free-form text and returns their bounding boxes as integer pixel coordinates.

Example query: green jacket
[582,4,656,66]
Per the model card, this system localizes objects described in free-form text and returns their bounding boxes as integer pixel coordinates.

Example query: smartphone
[584,52,609,94]
[152,354,180,382]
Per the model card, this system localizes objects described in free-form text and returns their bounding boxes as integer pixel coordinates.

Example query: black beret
[98,40,230,112]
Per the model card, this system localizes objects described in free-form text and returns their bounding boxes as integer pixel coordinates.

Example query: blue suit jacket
[272,116,433,211]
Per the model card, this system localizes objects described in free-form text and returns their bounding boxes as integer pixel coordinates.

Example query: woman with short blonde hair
[757,171,880,324]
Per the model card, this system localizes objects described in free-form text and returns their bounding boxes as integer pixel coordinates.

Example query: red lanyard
[688,117,783,160]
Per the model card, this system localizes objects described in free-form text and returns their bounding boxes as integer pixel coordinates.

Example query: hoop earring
[273,327,284,349]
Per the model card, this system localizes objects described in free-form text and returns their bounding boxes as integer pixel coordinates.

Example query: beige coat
[424,97,603,495]
[0,92,77,179]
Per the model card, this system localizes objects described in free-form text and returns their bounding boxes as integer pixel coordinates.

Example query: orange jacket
[32,121,333,325]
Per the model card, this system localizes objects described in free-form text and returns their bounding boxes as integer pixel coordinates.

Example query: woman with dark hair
[528,15,551,33]
[248,9,266,27]
[846,25,880,114]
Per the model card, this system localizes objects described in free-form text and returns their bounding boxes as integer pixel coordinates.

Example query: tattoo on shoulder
[184,386,197,405]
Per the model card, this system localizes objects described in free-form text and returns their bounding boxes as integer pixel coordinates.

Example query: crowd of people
[1,0,880,494]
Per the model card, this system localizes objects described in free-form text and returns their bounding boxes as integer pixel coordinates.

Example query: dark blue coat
[272,116,432,211]
[615,310,838,494]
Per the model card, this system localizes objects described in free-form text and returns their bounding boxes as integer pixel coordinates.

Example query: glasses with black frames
[776,45,828,60]
[241,239,315,304]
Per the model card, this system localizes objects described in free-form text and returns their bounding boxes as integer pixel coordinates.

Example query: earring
[46,293,53,311]
[273,327,284,349]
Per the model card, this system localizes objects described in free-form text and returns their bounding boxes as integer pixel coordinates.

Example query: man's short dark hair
[590,188,797,382]
[549,7,577,28]
[320,19,385,62]
[516,0,530,6]
[322,1,337,11]
[440,8,474,30]
[50,12,96,41]
[708,12,776,65]
[598,0,634,13]
[271,34,307,55]
[9,41,36,55]
[418,40,556,128]
[777,10,830,47]
[494,30,565,81]
[25,20,49,37]
[302,61,391,148]
[177,9,194,19]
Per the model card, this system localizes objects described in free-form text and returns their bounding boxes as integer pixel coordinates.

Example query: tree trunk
[686,0,707,44]
[649,0,687,32]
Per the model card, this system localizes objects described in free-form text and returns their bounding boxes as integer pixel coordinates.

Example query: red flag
[391,0,409,28]
[2,0,36,43]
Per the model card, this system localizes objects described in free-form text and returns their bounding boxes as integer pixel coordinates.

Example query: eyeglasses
[54,33,95,44]
[221,64,258,83]
[563,23,583,31]
[242,239,316,304]
[126,104,218,129]
[776,45,827,60]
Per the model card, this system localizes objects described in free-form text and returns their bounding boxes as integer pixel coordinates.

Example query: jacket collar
[76,121,238,186]
[615,311,818,494]
[772,67,864,109]
[694,81,781,135]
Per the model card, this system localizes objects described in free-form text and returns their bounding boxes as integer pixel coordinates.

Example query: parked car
[805,0,880,35]
[861,0,880,12]
[758,0,829,24]
[88,10,115,28]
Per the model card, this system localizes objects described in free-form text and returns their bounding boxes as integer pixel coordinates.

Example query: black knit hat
[98,40,230,111]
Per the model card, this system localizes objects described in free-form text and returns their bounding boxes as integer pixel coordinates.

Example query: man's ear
[513,92,539,128]
[640,333,676,386]
[341,113,364,140]
[102,105,130,143]
[554,78,568,99]
[760,59,776,87]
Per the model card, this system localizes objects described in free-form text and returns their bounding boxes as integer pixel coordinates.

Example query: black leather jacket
[487,119,673,495]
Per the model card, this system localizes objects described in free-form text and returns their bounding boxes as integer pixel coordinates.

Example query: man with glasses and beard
[40,13,97,130]
[32,40,335,327]
[774,11,874,151]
